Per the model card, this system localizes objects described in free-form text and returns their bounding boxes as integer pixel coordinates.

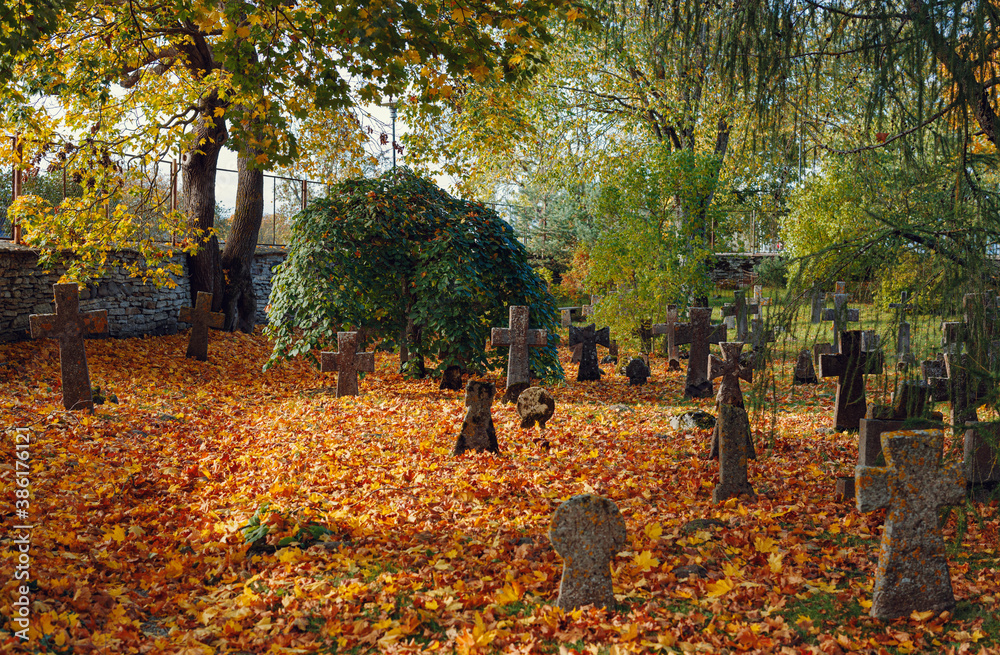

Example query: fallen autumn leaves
[1,330,998,654]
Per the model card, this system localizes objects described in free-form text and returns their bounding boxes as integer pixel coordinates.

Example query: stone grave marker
[834,280,847,294]
[810,289,825,324]
[602,339,619,365]
[320,331,375,397]
[888,291,914,368]
[569,323,610,382]
[517,386,555,429]
[561,308,573,328]
[793,349,818,385]
[674,307,727,399]
[708,342,757,501]
[944,352,981,428]
[753,284,770,307]
[922,351,951,402]
[454,380,499,454]
[746,317,775,370]
[29,283,108,411]
[549,494,626,611]
[624,357,650,386]
[858,380,934,469]
[856,429,964,620]
[491,306,547,403]
[653,305,681,370]
[819,330,884,431]
[720,290,758,341]
[178,291,224,361]
[962,421,1000,485]
[821,293,859,353]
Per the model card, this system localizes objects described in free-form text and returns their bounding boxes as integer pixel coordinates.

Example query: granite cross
[888,291,914,367]
[708,343,757,498]
[855,429,964,620]
[674,307,728,398]
[549,494,626,611]
[746,317,776,370]
[721,290,759,341]
[29,283,108,411]
[819,330,884,431]
[652,305,681,370]
[320,331,375,397]
[491,306,547,402]
[821,293,859,353]
[569,323,610,382]
[178,291,224,361]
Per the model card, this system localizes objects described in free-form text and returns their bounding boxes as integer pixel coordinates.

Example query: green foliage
[265,168,563,381]
[585,147,720,348]
[753,256,788,289]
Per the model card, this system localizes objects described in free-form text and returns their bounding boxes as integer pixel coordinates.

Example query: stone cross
[29,283,108,411]
[810,289,825,324]
[855,429,964,620]
[921,352,950,402]
[752,284,770,307]
[821,294,859,353]
[561,308,573,328]
[889,291,914,367]
[858,380,934,469]
[793,349,818,385]
[721,290,759,341]
[819,330,884,431]
[944,352,982,429]
[454,380,498,454]
[674,307,727,398]
[708,343,757,500]
[746,317,776,370]
[653,305,681,370]
[834,280,847,294]
[569,323,610,382]
[549,494,626,611]
[962,422,1000,485]
[178,291,224,361]
[491,306,547,402]
[320,331,375,397]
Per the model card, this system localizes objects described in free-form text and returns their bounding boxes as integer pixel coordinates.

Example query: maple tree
[1,0,585,322]
[265,167,563,382]
[3,299,1000,653]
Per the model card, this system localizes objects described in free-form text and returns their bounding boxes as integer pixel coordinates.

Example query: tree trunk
[183,111,227,310]
[221,147,264,333]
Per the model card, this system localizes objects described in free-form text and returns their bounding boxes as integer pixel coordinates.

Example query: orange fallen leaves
[0,329,998,653]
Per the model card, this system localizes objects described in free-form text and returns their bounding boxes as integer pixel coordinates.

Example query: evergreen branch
[817,100,959,154]
[801,0,908,21]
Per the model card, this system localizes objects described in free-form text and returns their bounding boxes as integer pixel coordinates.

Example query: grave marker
[746,317,775,370]
[569,324,610,382]
[517,386,555,429]
[549,494,626,611]
[708,342,756,501]
[888,291,914,368]
[793,349,818,385]
[821,293,859,353]
[320,331,375,397]
[962,421,1000,485]
[178,291,224,361]
[491,306,547,403]
[674,307,727,399]
[856,429,964,620]
[720,290,759,341]
[561,308,573,328]
[29,283,108,411]
[652,305,681,370]
[810,289,825,324]
[819,330,884,431]
[454,380,499,454]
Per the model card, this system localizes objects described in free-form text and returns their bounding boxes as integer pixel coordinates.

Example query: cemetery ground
[2,313,1000,654]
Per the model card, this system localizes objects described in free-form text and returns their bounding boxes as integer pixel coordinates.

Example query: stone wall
[0,243,287,342]
[709,253,782,287]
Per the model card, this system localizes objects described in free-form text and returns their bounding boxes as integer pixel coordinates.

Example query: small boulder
[670,410,716,431]
[517,387,555,429]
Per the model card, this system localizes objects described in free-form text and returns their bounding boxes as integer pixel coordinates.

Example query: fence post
[12,135,22,244]
[301,179,307,212]
[171,159,177,246]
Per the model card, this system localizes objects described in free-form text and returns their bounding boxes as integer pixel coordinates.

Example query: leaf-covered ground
[1,329,998,654]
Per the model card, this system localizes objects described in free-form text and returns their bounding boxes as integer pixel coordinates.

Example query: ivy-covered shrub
[264,167,563,381]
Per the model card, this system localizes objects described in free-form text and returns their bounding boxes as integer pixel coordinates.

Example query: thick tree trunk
[221,148,264,333]
[183,112,227,310]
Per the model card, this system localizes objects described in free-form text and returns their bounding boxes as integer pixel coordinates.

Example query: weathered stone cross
[746,317,776,370]
[855,429,964,620]
[549,494,626,611]
[320,331,375,397]
[178,291,224,361]
[29,283,108,411]
[652,304,681,370]
[721,290,759,341]
[708,342,757,500]
[888,291,914,367]
[491,305,547,403]
[822,293,859,353]
[569,323,610,382]
[819,330,884,431]
[674,307,728,398]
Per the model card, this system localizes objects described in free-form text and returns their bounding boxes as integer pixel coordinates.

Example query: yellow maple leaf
[754,536,778,553]
[494,581,522,605]
[910,609,935,621]
[706,578,735,598]
[255,153,269,165]
[643,522,662,541]
[111,525,126,543]
[236,25,251,39]
[213,107,225,118]
[768,552,784,574]
[633,550,659,571]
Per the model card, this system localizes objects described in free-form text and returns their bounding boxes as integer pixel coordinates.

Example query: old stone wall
[709,253,782,287]
[0,243,287,342]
